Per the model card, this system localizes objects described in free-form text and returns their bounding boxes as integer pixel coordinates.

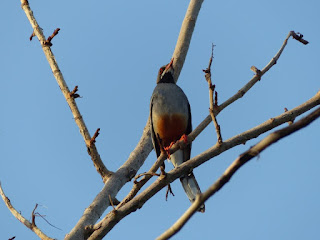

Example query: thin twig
[117,153,167,208]
[90,128,101,146]
[290,31,309,45]
[157,106,320,240]
[20,0,112,182]
[31,203,38,226]
[108,195,116,211]
[0,183,55,240]
[69,86,81,99]
[35,211,62,231]
[203,44,223,144]
[134,172,161,184]
[44,28,60,46]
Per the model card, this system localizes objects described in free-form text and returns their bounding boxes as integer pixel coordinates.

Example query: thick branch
[158,106,320,240]
[0,183,55,240]
[172,0,204,81]
[20,0,112,182]
[88,91,320,239]
[65,120,153,240]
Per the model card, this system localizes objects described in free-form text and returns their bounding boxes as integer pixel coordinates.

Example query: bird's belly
[155,113,187,147]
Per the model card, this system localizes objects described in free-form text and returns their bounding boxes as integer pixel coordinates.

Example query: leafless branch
[188,30,309,145]
[172,0,204,81]
[87,90,320,239]
[203,44,223,144]
[44,28,60,46]
[20,0,112,182]
[0,183,55,240]
[157,106,320,240]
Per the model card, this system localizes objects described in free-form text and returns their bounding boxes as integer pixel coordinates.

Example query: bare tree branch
[194,31,310,143]
[203,44,223,144]
[87,90,320,239]
[20,0,112,182]
[157,106,320,240]
[66,121,154,240]
[0,183,55,240]
[172,0,204,81]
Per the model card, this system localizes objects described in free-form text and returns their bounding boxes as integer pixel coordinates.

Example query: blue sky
[1,0,319,239]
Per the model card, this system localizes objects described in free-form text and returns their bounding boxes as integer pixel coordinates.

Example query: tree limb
[88,91,320,239]
[0,183,55,240]
[20,0,112,182]
[195,31,310,142]
[172,0,204,81]
[203,44,223,144]
[157,106,320,240]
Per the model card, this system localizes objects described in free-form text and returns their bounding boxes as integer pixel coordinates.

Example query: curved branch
[20,0,112,182]
[88,91,320,239]
[0,183,55,240]
[157,106,320,240]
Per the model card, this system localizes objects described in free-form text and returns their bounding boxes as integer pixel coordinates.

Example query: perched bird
[150,59,205,212]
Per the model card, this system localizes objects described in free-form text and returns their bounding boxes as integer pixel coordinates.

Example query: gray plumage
[150,62,205,212]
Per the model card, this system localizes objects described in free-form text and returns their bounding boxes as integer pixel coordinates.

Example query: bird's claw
[180,134,188,144]
[163,141,175,159]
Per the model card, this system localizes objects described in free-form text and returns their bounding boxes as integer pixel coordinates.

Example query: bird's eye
[159,68,164,75]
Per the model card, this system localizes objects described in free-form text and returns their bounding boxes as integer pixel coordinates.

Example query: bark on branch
[157,106,320,240]
[87,91,320,239]
[20,0,112,182]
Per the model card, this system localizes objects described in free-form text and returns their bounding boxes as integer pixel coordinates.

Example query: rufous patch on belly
[156,113,187,147]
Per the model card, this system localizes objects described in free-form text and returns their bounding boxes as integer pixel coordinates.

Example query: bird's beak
[161,58,174,78]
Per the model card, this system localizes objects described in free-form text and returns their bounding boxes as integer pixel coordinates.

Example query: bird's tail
[170,150,205,213]
[180,173,205,213]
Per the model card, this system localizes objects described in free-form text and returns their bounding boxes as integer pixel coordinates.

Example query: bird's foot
[163,141,175,159]
[165,183,175,201]
[179,134,188,144]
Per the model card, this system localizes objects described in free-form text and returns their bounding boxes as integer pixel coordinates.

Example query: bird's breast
[153,113,188,147]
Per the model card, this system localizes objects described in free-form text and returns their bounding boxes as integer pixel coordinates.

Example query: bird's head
[156,58,175,84]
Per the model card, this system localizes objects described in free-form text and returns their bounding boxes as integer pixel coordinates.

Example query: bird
[150,59,205,212]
